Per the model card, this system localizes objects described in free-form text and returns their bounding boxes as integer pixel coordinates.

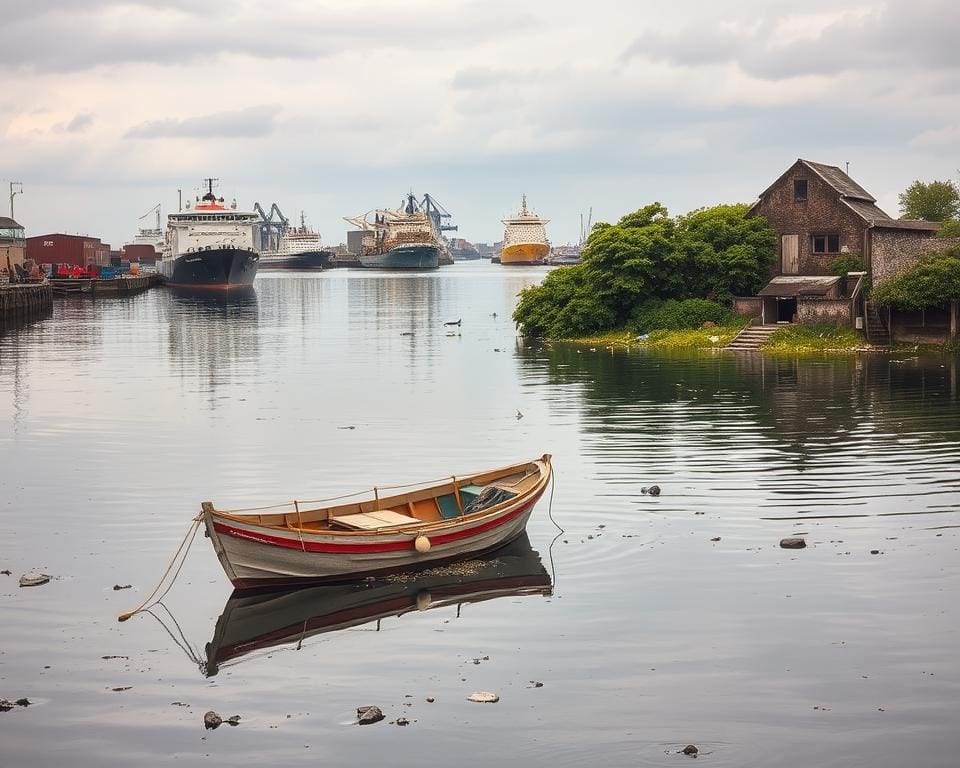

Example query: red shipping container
[27,234,111,267]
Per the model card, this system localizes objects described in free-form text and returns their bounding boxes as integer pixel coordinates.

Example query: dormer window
[794,179,808,202]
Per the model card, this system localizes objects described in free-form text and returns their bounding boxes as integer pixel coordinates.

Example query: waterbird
[516,410,524,420]
[444,318,461,326]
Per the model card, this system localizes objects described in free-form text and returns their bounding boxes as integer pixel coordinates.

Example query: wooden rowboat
[202,454,552,589]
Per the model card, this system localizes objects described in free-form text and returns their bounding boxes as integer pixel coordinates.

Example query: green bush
[628,298,733,333]
[827,254,866,276]
[513,202,777,338]
[872,248,960,310]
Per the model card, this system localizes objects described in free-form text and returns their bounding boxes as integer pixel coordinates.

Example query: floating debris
[338,426,357,430]
[357,705,384,725]
[226,715,241,726]
[528,681,544,688]
[466,692,499,703]
[112,584,132,591]
[394,717,410,726]
[1,569,11,575]
[641,485,661,496]
[111,687,132,692]
[426,697,435,703]
[711,537,721,542]
[780,537,806,549]
[516,410,524,420]
[680,744,699,756]
[19,574,51,588]
[444,318,461,327]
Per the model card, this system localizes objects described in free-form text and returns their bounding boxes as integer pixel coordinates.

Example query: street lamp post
[9,182,23,219]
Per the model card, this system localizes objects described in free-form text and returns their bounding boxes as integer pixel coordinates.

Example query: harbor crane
[254,202,289,252]
[139,203,162,234]
[421,194,458,236]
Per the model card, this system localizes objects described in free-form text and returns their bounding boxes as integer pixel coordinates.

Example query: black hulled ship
[158,179,260,288]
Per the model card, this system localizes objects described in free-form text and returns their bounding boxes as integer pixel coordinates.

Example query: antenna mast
[9,181,23,219]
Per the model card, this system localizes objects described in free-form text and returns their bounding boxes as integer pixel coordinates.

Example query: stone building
[0,216,26,276]
[744,159,958,336]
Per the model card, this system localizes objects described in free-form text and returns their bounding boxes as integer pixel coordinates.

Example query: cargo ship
[500,195,550,265]
[345,193,443,270]
[157,179,259,288]
[259,212,332,271]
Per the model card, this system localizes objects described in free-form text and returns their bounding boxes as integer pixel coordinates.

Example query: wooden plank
[331,510,420,530]
[781,234,799,274]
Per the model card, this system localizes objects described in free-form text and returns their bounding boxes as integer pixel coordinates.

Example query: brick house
[743,159,954,335]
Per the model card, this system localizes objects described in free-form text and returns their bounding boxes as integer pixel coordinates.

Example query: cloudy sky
[1,0,958,247]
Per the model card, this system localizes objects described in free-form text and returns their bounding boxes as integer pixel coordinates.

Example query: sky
[1,0,958,247]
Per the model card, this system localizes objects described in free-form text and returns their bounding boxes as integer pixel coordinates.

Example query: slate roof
[0,216,22,229]
[800,160,875,202]
[758,275,841,297]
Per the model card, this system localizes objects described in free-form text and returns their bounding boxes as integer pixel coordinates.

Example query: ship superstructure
[158,179,259,288]
[500,195,550,265]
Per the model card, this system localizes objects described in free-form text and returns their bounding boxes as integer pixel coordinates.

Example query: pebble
[780,537,806,549]
[356,705,384,725]
[19,574,51,587]
[466,691,499,703]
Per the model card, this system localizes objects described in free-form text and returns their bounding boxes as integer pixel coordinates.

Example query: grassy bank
[565,320,748,350]
[762,324,863,353]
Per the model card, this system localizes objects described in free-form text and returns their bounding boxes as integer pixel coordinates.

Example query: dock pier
[50,274,162,297]
[0,283,54,326]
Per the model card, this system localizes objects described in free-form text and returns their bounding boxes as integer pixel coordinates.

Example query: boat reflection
[204,533,551,677]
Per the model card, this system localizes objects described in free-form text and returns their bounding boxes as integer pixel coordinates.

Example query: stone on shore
[466,691,499,703]
[19,574,51,587]
[356,706,384,725]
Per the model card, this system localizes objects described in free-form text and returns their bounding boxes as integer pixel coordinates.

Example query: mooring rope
[117,515,203,622]
[545,463,564,588]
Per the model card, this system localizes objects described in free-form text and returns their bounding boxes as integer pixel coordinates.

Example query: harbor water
[1,262,958,766]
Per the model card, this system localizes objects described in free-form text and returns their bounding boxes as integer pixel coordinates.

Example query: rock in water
[356,706,384,725]
[395,717,410,726]
[15,698,30,707]
[203,711,223,730]
[0,700,14,712]
[780,537,806,549]
[646,485,661,496]
[226,715,241,726]
[466,691,499,703]
[19,574,51,587]
[681,744,699,756]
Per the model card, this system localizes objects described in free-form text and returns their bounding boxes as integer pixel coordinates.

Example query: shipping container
[27,234,111,267]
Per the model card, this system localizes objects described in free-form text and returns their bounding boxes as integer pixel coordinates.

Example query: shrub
[513,265,615,338]
[937,220,960,238]
[827,254,866,276]
[872,249,960,310]
[628,298,733,333]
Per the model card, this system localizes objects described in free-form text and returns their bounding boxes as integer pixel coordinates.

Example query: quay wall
[0,283,53,324]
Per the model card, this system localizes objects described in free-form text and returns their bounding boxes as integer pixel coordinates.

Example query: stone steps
[865,302,890,345]
[725,324,782,351]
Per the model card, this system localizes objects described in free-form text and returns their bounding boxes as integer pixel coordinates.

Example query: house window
[794,179,808,202]
[812,234,840,254]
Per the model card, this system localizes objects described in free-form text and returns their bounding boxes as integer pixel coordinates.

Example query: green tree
[672,204,777,299]
[937,220,960,238]
[872,248,960,310]
[898,180,960,221]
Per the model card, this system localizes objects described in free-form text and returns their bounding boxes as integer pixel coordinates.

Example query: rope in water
[545,463,564,588]
[117,515,203,622]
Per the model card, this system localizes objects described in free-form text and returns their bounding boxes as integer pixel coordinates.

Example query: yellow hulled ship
[500,195,549,265]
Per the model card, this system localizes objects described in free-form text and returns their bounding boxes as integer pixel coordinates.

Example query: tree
[898,180,960,222]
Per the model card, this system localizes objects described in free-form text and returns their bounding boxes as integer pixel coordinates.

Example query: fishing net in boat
[464,486,517,514]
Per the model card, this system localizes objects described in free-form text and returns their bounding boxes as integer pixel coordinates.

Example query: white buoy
[415,535,431,553]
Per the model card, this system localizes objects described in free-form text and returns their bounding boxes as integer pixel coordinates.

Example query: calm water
[1,262,959,767]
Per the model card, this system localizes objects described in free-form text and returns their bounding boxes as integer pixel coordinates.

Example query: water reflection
[202,533,551,677]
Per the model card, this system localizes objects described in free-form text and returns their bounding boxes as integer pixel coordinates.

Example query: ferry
[500,195,550,265]
[158,179,259,288]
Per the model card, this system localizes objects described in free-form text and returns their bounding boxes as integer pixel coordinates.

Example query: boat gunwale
[206,455,551,538]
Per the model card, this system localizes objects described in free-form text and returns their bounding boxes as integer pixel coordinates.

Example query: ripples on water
[1,264,958,767]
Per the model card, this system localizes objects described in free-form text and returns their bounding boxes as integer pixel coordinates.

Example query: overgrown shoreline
[562,323,959,354]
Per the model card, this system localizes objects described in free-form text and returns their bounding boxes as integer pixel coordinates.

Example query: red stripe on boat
[212,492,541,554]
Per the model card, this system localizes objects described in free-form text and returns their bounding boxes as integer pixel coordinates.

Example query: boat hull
[500,242,550,265]
[258,250,331,271]
[360,244,440,270]
[204,484,548,588]
[159,247,259,288]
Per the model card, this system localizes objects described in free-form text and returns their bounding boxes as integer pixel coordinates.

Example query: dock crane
[579,207,593,246]
[254,202,289,252]
[421,194,458,237]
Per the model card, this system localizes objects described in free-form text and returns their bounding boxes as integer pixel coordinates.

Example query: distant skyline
[1,0,958,247]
